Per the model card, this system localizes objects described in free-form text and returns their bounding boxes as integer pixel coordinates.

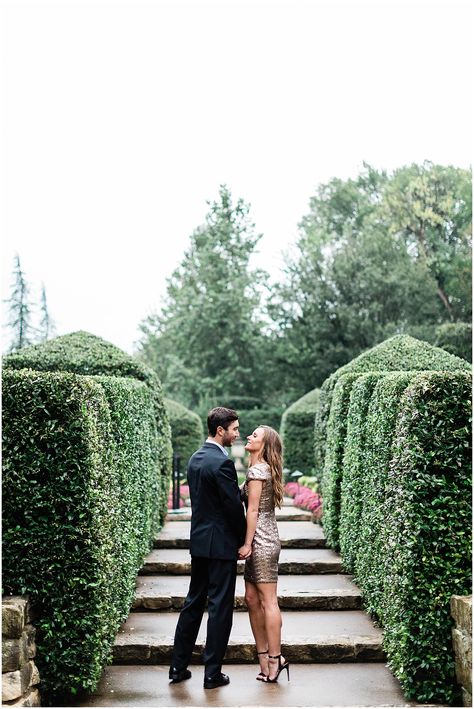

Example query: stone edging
[2,596,41,707]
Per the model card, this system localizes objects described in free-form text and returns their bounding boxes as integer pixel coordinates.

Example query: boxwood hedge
[334,369,471,704]
[314,334,470,477]
[352,373,414,616]
[4,331,172,526]
[2,332,172,700]
[339,372,386,570]
[320,373,360,549]
[165,398,204,467]
[382,372,471,704]
[280,388,320,475]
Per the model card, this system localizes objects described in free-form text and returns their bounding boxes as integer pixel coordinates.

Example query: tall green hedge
[383,372,471,704]
[352,373,414,616]
[165,398,204,468]
[320,374,360,549]
[339,373,385,569]
[280,388,320,474]
[4,331,172,525]
[314,334,470,477]
[2,332,172,700]
[333,369,471,704]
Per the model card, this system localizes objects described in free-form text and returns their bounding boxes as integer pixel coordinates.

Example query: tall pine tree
[5,254,35,352]
[137,185,268,410]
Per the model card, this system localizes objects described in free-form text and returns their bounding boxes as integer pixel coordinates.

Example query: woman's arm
[238,480,263,559]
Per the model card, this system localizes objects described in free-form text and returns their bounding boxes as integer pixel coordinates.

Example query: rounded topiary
[280,388,320,475]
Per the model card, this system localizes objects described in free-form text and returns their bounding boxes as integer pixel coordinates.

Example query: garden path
[74,499,439,707]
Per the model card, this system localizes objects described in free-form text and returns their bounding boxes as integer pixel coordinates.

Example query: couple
[168,406,289,689]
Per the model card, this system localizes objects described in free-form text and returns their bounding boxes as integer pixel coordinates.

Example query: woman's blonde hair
[259,425,284,509]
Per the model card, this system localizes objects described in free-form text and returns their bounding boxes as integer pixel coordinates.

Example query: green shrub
[3,332,172,700]
[4,331,172,525]
[435,322,472,362]
[314,334,470,478]
[382,372,472,704]
[339,372,385,570]
[280,388,320,475]
[165,398,204,468]
[2,368,163,699]
[320,373,360,549]
[352,373,414,617]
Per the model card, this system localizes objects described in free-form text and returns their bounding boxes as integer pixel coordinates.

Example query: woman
[238,425,290,683]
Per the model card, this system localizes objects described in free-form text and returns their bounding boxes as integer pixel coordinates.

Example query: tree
[269,163,471,393]
[39,283,55,342]
[137,185,268,410]
[5,254,35,352]
[382,161,472,321]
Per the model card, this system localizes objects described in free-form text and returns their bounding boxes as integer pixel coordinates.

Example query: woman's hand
[238,543,252,560]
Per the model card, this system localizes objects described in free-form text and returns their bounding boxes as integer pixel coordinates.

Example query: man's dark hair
[207,407,239,436]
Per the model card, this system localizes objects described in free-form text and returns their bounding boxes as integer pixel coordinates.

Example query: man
[168,407,247,689]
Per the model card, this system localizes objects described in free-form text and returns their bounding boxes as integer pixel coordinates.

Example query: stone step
[140,547,346,575]
[166,506,312,522]
[154,521,326,549]
[71,663,436,707]
[113,610,384,664]
[132,574,361,611]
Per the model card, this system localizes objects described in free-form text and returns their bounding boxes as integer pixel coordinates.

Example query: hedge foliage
[324,366,471,704]
[2,332,172,700]
[280,388,320,474]
[320,373,360,549]
[4,331,172,525]
[339,372,384,569]
[314,334,470,476]
[434,322,472,362]
[382,372,471,704]
[164,398,204,467]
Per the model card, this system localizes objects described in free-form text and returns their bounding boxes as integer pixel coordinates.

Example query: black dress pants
[170,556,237,678]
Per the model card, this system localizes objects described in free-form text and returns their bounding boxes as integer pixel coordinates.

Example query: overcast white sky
[2,0,472,354]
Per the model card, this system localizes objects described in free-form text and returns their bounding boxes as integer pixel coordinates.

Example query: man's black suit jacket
[187,442,246,560]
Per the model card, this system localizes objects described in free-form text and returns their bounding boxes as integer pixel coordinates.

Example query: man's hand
[238,543,252,560]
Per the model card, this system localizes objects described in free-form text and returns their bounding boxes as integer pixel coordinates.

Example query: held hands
[238,543,252,560]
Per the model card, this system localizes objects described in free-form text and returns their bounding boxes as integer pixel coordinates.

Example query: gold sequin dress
[243,462,281,583]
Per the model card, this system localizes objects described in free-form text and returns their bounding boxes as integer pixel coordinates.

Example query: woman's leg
[255,582,286,679]
[244,580,268,675]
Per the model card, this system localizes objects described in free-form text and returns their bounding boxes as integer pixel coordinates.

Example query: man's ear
[216,425,225,437]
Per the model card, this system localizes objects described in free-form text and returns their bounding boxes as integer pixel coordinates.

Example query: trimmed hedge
[320,373,360,549]
[314,334,470,477]
[339,372,385,570]
[164,398,204,468]
[3,369,163,698]
[280,388,320,474]
[435,322,472,362]
[383,372,471,704]
[4,331,172,525]
[352,373,414,616]
[334,369,471,704]
[2,332,172,700]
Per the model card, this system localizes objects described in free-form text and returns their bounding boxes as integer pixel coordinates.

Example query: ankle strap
[268,654,281,659]
[257,649,269,655]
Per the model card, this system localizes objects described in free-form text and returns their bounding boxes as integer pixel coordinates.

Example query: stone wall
[2,596,41,707]
[451,594,472,707]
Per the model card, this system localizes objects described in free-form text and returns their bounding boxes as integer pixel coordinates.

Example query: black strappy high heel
[266,653,290,682]
[256,649,269,681]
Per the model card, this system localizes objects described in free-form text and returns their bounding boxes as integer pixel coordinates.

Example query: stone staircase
[75,499,437,707]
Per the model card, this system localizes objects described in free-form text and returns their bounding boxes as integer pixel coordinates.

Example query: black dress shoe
[203,672,230,689]
[169,667,192,683]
